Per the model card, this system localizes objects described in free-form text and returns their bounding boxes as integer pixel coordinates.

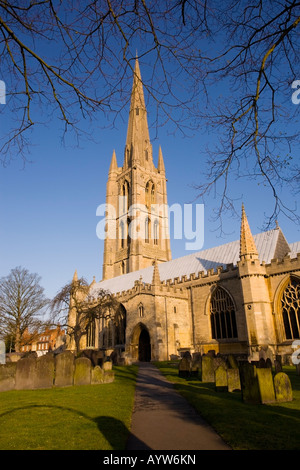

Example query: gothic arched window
[153,219,159,245]
[210,286,238,339]
[138,303,144,318]
[86,320,96,348]
[114,304,126,345]
[120,221,125,248]
[145,181,155,208]
[121,180,130,212]
[145,217,150,243]
[281,277,300,340]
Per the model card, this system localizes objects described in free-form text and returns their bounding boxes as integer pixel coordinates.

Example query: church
[68,58,300,365]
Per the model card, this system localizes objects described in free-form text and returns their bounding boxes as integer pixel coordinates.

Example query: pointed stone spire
[240,204,259,261]
[130,57,146,113]
[152,259,161,287]
[109,150,118,174]
[125,57,151,167]
[72,269,78,282]
[157,146,165,173]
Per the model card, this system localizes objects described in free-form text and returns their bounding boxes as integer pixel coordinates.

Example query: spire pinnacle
[152,259,161,287]
[240,204,258,261]
[157,146,165,173]
[109,150,118,173]
[125,57,151,167]
[72,269,78,282]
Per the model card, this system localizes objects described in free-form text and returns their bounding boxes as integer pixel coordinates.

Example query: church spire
[240,204,259,261]
[108,150,118,174]
[124,57,152,167]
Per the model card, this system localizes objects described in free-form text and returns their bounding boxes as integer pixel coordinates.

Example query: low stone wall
[0,351,114,392]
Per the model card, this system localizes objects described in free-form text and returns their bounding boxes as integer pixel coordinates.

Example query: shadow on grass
[157,366,300,450]
[0,404,149,450]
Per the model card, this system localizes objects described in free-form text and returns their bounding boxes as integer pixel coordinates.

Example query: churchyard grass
[0,365,137,450]
[155,362,300,450]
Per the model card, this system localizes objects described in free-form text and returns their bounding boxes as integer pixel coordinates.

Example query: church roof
[290,241,300,258]
[91,228,299,296]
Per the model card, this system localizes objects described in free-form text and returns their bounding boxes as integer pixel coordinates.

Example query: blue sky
[1,62,300,300]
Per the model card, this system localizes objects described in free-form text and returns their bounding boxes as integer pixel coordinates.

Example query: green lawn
[155,362,300,450]
[0,365,138,450]
[1,362,299,450]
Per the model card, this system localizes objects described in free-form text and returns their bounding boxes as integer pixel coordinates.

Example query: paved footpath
[126,362,231,451]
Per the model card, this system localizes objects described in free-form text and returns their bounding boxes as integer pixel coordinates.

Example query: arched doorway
[131,323,151,362]
[138,328,151,362]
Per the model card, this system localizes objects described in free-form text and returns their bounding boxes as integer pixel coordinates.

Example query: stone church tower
[102,58,172,280]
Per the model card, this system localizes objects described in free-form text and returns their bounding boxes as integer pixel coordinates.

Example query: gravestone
[74,357,91,386]
[0,341,5,365]
[54,351,74,387]
[102,370,115,383]
[256,368,276,404]
[91,365,104,384]
[265,358,272,369]
[191,358,201,377]
[0,363,16,391]
[201,355,215,383]
[102,359,113,371]
[239,362,261,404]
[274,372,293,403]
[34,353,55,389]
[215,365,228,391]
[178,356,191,378]
[274,359,282,374]
[228,354,238,369]
[15,355,37,390]
[258,358,266,368]
[227,368,241,392]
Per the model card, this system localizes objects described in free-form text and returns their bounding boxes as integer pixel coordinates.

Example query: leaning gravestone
[201,355,215,383]
[34,353,55,389]
[227,368,241,392]
[215,365,228,391]
[256,368,276,404]
[274,372,293,403]
[178,356,191,378]
[54,351,74,387]
[15,355,37,390]
[74,357,91,386]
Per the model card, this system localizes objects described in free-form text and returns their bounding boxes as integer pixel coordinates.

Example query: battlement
[265,252,300,275]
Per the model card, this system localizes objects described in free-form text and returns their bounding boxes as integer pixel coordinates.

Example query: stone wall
[0,351,114,392]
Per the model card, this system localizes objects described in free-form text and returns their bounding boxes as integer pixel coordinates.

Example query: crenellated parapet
[265,252,300,277]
